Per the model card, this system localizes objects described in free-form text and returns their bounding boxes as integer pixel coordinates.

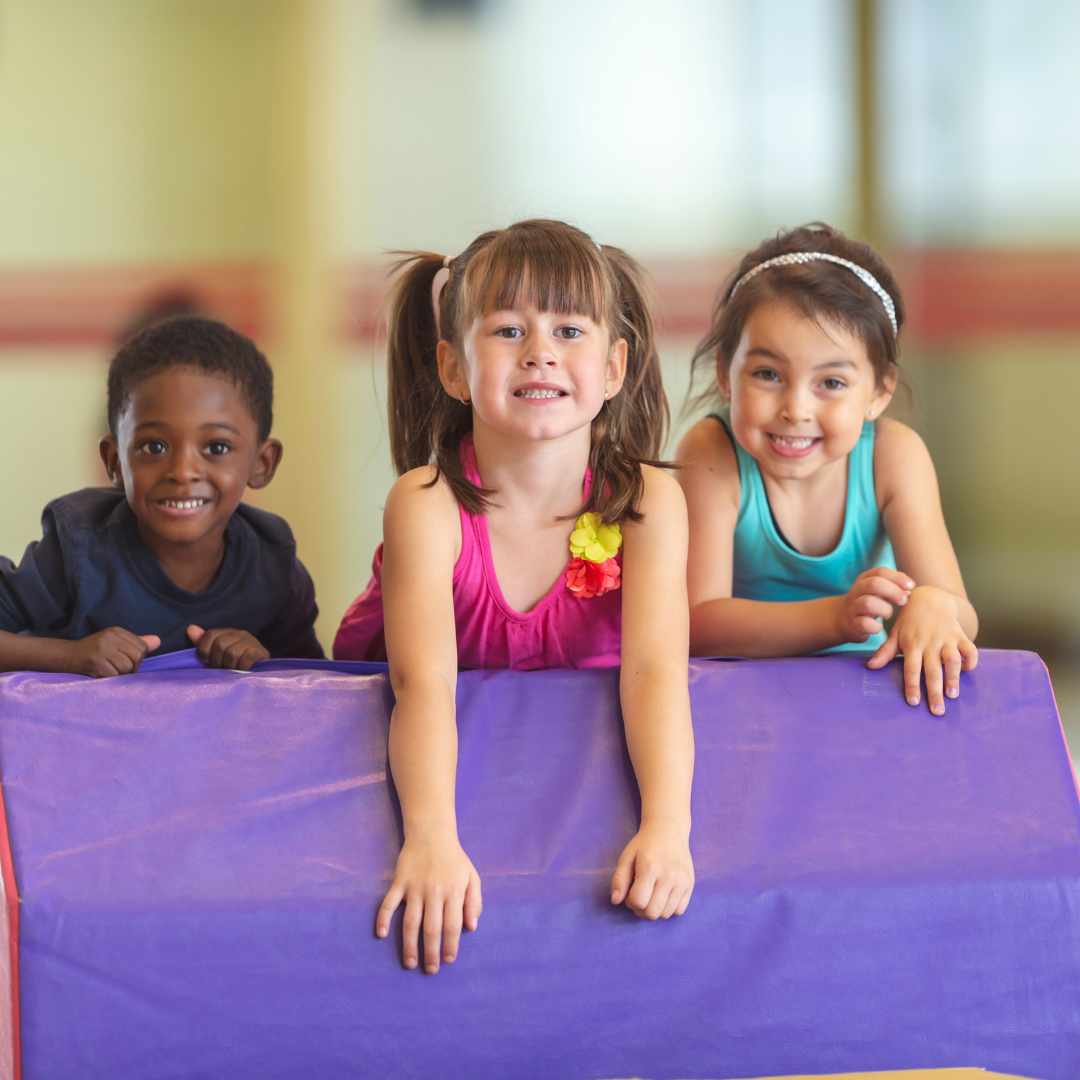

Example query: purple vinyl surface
[0,650,1077,1079]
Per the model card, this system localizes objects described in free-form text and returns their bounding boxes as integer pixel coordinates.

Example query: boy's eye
[205,441,230,456]
[140,439,167,455]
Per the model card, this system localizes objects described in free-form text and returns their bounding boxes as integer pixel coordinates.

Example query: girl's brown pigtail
[386,249,493,514]
[590,246,672,525]
[386,252,452,476]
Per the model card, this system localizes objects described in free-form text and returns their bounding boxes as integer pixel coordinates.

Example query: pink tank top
[333,438,622,670]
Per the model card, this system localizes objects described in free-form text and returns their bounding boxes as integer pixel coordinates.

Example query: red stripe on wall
[897,249,1080,342]
[3,251,1080,350]
[340,249,1080,346]
[0,264,271,348]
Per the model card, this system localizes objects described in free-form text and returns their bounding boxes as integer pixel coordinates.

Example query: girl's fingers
[877,566,916,590]
[422,895,445,974]
[943,644,963,699]
[628,863,661,917]
[401,892,423,970]
[859,576,912,606]
[853,615,883,639]
[903,648,923,706]
[959,638,979,671]
[610,848,635,905]
[674,883,693,916]
[856,594,893,621]
[464,871,482,931]
[660,885,681,920]
[924,651,946,715]
[376,881,405,939]
[866,628,899,670]
[643,877,673,920]
[442,895,464,964]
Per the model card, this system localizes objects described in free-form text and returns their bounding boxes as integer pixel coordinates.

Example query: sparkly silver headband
[729,251,898,336]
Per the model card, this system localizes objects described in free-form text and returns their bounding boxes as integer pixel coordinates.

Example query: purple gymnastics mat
[0,650,1076,1080]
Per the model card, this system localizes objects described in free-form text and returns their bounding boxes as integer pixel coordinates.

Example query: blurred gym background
[1,0,1078,736]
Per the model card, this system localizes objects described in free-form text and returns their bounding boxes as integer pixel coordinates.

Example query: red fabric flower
[565,556,621,599]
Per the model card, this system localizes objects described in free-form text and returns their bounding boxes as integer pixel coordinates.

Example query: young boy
[0,316,323,676]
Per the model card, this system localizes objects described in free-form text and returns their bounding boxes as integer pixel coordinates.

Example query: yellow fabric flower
[569,513,622,564]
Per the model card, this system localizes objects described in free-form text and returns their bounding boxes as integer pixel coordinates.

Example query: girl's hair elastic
[729,251,898,336]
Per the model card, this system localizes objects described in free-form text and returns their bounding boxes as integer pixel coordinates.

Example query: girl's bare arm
[374,469,481,973]
[868,419,978,712]
[612,465,695,919]
[677,419,908,657]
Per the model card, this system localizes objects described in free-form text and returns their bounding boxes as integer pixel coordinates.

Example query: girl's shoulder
[384,466,463,555]
[637,462,688,514]
[872,417,938,511]
[387,465,458,505]
[676,415,738,473]
[674,416,741,514]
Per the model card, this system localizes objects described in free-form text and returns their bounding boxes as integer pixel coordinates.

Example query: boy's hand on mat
[187,625,269,671]
[376,833,482,974]
[866,586,978,716]
[835,566,915,643]
[64,628,160,678]
[611,818,694,920]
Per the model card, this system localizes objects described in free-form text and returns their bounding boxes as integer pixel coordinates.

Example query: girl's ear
[98,436,125,487]
[868,368,898,419]
[605,337,628,399]
[436,340,471,404]
[715,356,731,403]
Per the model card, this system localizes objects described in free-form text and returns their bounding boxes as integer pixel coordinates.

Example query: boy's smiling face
[99,366,282,579]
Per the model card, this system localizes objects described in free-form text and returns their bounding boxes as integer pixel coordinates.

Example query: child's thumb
[140,635,161,652]
[186,625,205,644]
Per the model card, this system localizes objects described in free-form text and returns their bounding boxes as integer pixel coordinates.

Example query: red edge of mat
[0,781,21,1080]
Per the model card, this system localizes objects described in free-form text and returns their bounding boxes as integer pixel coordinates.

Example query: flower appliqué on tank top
[565,513,622,599]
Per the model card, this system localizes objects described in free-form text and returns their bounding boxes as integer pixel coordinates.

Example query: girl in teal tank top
[678,224,979,715]
[711,405,894,655]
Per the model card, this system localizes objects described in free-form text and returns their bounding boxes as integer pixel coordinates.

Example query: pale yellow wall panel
[0,355,109,563]
[0,0,280,264]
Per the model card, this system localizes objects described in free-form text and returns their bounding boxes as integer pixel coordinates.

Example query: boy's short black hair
[107,316,274,440]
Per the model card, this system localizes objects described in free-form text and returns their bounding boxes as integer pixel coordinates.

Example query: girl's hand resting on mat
[866,585,978,715]
[64,628,161,677]
[376,832,482,974]
[610,818,694,920]
[835,566,915,644]
[187,625,270,671]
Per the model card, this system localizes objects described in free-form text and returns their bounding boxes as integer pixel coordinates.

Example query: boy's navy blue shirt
[0,488,324,659]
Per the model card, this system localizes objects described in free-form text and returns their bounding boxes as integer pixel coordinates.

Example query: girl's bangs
[462,230,611,328]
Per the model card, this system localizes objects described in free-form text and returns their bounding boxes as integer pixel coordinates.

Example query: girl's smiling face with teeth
[437,302,626,444]
[721,299,895,481]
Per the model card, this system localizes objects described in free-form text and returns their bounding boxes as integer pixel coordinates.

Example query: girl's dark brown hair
[386,219,668,524]
[690,222,905,411]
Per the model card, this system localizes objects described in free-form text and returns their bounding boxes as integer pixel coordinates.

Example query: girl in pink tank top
[335,435,621,669]
[338,220,695,976]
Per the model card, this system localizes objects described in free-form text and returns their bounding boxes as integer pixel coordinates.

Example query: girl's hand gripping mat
[0,650,1076,1080]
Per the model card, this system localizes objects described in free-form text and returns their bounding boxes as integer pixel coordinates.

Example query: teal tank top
[711,408,895,654]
